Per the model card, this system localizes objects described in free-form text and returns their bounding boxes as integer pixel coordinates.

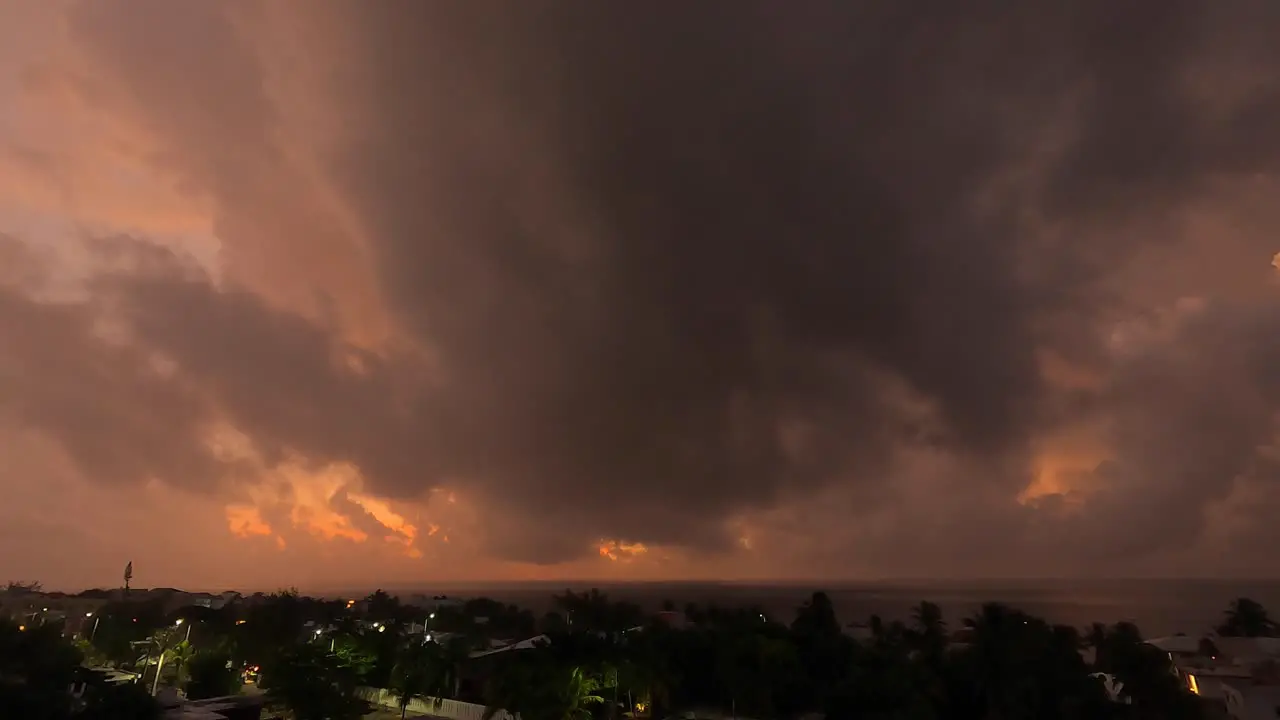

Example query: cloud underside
[3,0,1280,582]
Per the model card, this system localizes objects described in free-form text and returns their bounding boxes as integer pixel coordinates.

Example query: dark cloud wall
[11,0,1280,572]
[326,0,1280,561]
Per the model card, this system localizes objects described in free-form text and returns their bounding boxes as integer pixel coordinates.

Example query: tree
[485,647,604,720]
[791,591,840,638]
[236,590,307,667]
[0,617,80,719]
[3,580,42,594]
[142,627,184,696]
[0,617,161,720]
[954,603,1113,720]
[167,640,196,688]
[908,601,948,659]
[1218,597,1275,637]
[367,589,402,623]
[185,650,243,700]
[262,644,369,720]
[616,625,677,719]
[1090,622,1203,720]
[552,588,641,635]
[391,641,448,719]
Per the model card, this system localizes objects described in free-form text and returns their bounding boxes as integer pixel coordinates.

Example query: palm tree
[962,603,1042,719]
[1217,598,1275,637]
[559,667,606,720]
[167,640,195,688]
[144,628,183,696]
[910,601,947,658]
[485,650,604,720]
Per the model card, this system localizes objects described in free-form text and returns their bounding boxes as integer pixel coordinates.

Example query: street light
[152,620,191,696]
[87,613,101,642]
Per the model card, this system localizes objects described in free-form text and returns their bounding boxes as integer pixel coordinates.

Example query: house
[1222,682,1280,720]
[468,634,549,659]
[1151,634,1280,704]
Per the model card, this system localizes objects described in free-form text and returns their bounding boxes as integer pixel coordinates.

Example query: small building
[1222,682,1280,720]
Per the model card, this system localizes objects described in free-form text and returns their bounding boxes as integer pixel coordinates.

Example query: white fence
[358,687,519,720]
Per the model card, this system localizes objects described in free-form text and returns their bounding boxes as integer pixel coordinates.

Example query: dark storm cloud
[1064,301,1280,561]
[45,0,1280,567]
[89,239,435,489]
[325,1,1280,560]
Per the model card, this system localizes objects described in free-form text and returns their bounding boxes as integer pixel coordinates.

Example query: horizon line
[21,576,1280,596]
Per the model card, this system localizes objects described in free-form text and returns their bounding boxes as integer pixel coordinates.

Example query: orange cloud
[1019,442,1108,506]
[203,421,432,556]
[225,504,272,538]
[597,539,648,561]
[348,491,421,558]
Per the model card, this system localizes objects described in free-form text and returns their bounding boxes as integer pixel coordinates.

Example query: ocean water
[365,580,1280,638]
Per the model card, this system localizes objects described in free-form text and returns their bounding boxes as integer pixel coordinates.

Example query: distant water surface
[331,579,1280,637]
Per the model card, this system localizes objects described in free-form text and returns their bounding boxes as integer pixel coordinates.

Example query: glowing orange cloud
[1019,443,1108,506]
[204,422,430,556]
[348,491,421,558]
[598,539,648,561]
[225,504,272,538]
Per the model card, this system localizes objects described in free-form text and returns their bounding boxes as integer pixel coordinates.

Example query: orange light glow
[1019,431,1109,505]
[598,539,648,561]
[225,504,273,538]
[348,491,419,557]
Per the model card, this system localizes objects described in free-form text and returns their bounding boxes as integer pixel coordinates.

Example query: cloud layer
[3,0,1280,588]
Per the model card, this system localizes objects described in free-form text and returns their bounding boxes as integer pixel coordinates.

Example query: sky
[3,0,1280,591]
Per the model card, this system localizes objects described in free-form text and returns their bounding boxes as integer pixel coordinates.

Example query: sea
[341,580,1280,638]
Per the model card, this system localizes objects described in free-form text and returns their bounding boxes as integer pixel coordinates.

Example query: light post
[153,619,189,696]
[151,648,167,696]
[87,612,100,642]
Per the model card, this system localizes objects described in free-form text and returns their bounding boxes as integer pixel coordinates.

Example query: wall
[358,688,518,720]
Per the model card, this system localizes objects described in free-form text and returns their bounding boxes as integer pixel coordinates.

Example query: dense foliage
[5,584,1250,720]
[184,649,242,700]
[0,617,160,720]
